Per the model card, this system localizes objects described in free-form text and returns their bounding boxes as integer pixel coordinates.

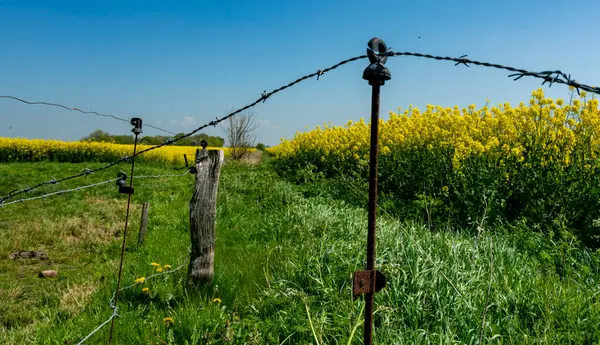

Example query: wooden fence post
[137,202,150,245]
[187,148,224,287]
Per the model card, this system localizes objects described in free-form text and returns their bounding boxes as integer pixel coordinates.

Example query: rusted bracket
[352,269,387,300]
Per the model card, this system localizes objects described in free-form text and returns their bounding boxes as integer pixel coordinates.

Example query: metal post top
[363,37,392,85]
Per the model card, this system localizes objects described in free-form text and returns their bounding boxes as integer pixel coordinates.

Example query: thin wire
[0,170,192,208]
[135,170,192,179]
[108,253,190,308]
[75,310,119,345]
[108,133,139,345]
[0,95,176,135]
[76,253,190,345]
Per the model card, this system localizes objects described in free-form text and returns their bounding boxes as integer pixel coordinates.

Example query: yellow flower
[163,317,175,326]
[135,277,145,284]
[163,265,172,270]
[156,267,163,273]
[212,298,222,304]
[442,186,449,193]
[150,262,161,267]
[142,287,151,295]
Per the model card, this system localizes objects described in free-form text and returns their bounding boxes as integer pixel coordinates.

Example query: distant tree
[80,130,224,147]
[81,129,111,142]
[256,143,266,151]
[222,109,259,160]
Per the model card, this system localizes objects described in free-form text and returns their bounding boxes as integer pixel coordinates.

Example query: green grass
[1,160,599,344]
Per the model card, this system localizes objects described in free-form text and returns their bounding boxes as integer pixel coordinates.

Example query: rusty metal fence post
[353,37,391,345]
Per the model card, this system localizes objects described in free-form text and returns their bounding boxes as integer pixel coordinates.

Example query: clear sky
[1,0,599,147]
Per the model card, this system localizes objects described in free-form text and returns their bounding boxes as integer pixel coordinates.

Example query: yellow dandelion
[150,262,161,267]
[163,265,172,270]
[212,298,222,304]
[156,267,163,273]
[135,277,145,284]
[142,287,151,295]
[163,317,175,326]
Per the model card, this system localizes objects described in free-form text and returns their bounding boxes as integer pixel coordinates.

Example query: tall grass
[1,161,599,344]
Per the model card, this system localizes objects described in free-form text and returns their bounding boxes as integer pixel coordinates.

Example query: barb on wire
[0,170,192,208]
[75,253,190,345]
[0,55,368,203]
[0,95,177,135]
[383,51,600,95]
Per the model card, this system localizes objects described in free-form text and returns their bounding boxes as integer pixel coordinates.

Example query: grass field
[1,159,600,344]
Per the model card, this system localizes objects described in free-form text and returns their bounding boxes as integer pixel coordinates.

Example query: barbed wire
[383,51,600,95]
[2,51,597,204]
[75,253,190,345]
[0,95,177,135]
[0,178,118,207]
[0,170,192,208]
[0,56,364,203]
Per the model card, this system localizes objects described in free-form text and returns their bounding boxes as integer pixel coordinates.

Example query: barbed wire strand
[0,95,176,135]
[75,253,190,345]
[0,170,192,208]
[384,51,600,95]
[2,51,598,205]
[0,178,118,207]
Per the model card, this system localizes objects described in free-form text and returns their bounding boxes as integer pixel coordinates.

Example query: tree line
[80,129,225,147]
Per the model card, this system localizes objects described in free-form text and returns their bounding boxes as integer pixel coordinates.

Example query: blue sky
[1,0,599,146]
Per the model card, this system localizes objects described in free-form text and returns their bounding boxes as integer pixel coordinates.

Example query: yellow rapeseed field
[0,138,235,165]
[271,88,600,244]
[271,88,599,171]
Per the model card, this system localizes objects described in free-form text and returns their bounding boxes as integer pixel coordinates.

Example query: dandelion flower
[163,265,172,270]
[142,287,151,295]
[163,317,175,326]
[156,267,163,273]
[135,277,145,284]
[150,262,161,267]
[212,298,222,304]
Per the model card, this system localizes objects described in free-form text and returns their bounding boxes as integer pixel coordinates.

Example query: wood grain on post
[138,202,150,245]
[188,148,224,288]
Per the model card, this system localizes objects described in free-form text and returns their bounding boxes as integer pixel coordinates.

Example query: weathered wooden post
[137,202,150,245]
[187,146,224,287]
